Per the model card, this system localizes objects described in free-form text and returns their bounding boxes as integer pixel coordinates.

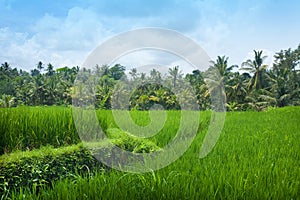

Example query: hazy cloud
[1,0,300,71]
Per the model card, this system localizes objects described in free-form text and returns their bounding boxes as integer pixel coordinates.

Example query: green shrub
[106,128,160,153]
[0,144,105,198]
[0,130,161,198]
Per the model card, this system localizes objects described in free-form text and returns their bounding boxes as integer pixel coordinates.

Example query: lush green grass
[0,106,79,154]
[0,107,205,154]
[1,106,300,199]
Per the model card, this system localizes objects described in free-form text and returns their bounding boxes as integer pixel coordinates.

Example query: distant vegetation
[1,45,299,111]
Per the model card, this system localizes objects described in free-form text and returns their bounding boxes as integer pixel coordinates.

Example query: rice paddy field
[0,106,299,199]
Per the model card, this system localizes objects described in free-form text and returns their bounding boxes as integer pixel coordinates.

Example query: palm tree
[168,66,182,87]
[205,56,236,111]
[37,61,43,72]
[264,48,300,107]
[46,63,55,76]
[44,75,60,105]
[129,68,138,80]
[95,75,115,109]
[0,94,15,108]
[241,50,268,90]
[226,72,248,105]
[28,75,46,105]
[208,56,236,88]
[140,72,146,82]
[0,62,10,73]
[210,56,235,78]
[150,69,162,84]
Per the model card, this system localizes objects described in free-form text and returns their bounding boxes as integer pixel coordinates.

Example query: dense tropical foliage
[1,45,299,110]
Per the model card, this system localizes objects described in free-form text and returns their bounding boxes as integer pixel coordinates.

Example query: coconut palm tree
[241,50,268,90]
[168,66,183,88]
[46,63,55,76]
[37,61,43,72]
[129,68,138,80]
[264,48,300,107]
[0,62,11,74]
[150,69,162,84]
[0,94,15,108]
[204,56,236,111]
[226,72,248,105]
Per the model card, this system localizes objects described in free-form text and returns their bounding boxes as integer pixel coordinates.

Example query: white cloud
[190,22,231,62]
[0,27,37,68]
[32,7,111,51]
[2,5,189,71]
[111,50,195,76]
[2,0,296,72]
[0,7,113,70]
[83,28,211,75]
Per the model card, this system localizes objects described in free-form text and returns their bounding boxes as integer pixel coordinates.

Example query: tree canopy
[1,45,299,111]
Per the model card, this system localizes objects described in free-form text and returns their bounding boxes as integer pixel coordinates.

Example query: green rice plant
[1,106,300,199]
[0,106,80,154]
[9,106,299,199]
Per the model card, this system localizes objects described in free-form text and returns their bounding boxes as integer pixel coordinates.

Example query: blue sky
[0,0,300,71]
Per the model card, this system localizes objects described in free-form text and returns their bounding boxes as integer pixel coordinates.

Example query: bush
[106,128,161,153]
[0,130,161,198]
[0,144,105,198]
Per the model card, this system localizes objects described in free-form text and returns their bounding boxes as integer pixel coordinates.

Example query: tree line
[0,45,299,111]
